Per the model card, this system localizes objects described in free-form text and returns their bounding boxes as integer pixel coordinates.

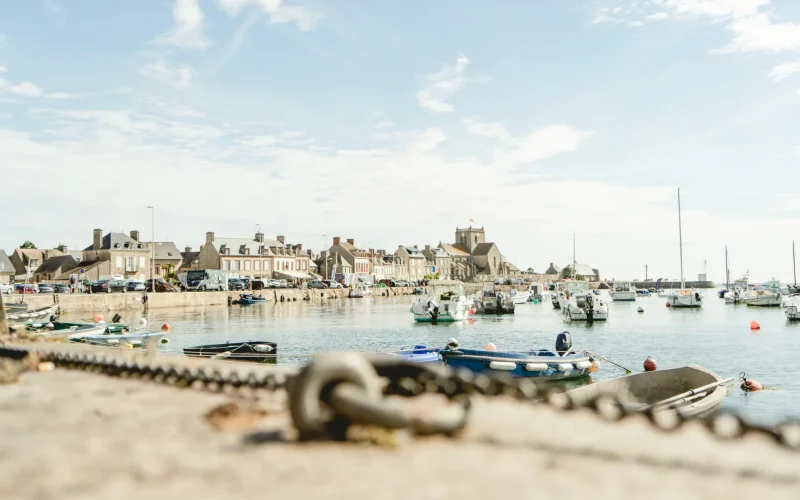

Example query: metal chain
[2,345,800,450]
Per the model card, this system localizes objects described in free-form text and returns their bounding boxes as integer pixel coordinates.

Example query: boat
[183,341,277,363]
[390,345,441,363]
[26,320,129,334]
[349,284,371,298]
[744,289,782,307]
[508,289,531,304]
[635,289,650,297]
[724,274,748,304]
[438,333,596,381]
[762,279,790,297]
[558,282,608,321]
[473,283,514,315]
[27,323,108,339]
[410,280,473,323]
[718,246,730,298]
[782,294,800,320]
[666,188,703,308]
[5,304,60,321]
[73,331,167,347]
[609,281,637,301]
[239,293,267,304]
[564,365,730,420]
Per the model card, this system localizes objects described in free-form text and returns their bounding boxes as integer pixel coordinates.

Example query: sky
[1,0,800,283]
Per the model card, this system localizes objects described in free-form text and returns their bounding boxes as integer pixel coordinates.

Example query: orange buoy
[750,320,761,330]
[643,356,657,372]
[589,361,601,373]
[484,343,497,351]
[94,314,104,323]
[741,379,763,391]
[161,323,171,332]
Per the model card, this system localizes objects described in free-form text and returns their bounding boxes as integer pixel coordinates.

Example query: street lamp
[322,234,328,279]
[147,206,155,293]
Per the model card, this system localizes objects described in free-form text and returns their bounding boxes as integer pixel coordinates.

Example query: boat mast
[572,233,576,280]
[725,245,729,289]
[678,188,685,289]
[794,240,797,287]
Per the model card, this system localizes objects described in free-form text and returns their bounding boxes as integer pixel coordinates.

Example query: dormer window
[113,243,120,248]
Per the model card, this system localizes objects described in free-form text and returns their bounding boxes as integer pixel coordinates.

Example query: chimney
[277,235,285,244]
[425,245,431,251]
[185,246,192,253]
[206,232,215,244]
[333,237,341,246]
[255,232,264,243]
[93,229,103,250]
[130,230,139,242]
[296,243,303,251]
[57,244,67,253]
[347,238,355,246]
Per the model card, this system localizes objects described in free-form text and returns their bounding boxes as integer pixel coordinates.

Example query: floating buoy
[589,360,601,372]
[637,307,644,313]
[112,313,122,324]
[741,379,763,391]
[161,323,171,332]
[139,318,148,328]
[665,302,671,308]
[750,320,761,330]
[485,343,497,351]
[94,315,104,323]
[643,356,657,372]
[160,338,170,344]
[533,299,539,304]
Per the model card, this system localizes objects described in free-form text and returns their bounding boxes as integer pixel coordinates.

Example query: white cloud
[719,12,800,53]
[44,0,64,15]
[46,92,75,99]
[768,62,800,81]
[463,118,510,140]
[661,0,768,19]
[644,12,669,21]
[141,60,194,90]
[0,65,7,73]
[416,54,470,113]
[629,20,645,27]
[155,0,210,49]
[217,0,322,31]
[7,81,43,97]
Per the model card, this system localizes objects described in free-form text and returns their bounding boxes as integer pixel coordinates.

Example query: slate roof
[152,241,182,260]
[0,250,13,273]
[441,243,470,257]
[54,260,103,280]
[180,251,200,269]
[84,232,147,251]
[400,246,425,258]
[35,255,79,275]
[472,243,496,256]
[545,262,562,275]
[213,237,282,256]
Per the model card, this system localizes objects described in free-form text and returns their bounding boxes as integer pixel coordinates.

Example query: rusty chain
[1,344,799,450]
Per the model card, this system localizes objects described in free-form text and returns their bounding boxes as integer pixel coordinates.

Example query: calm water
[67,292,800,425]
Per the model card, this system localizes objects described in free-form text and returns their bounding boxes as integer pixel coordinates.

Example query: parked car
[240,278,251,289]
[145,278,179,292]
[251,279,267,290]
[392,280,410,288]
[126,280,146,292]
[374,283,388,288]
[1,281,15,294]
[322,280,342,289]
[37,283,55,293]
[90,279,112,293]
[307,280,329,289]
[15,283,38,294]
[228,278,246,290]
[53,283,70,294]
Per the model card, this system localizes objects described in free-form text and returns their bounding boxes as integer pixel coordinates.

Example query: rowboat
[239,294,267,305]
[564,365,729,419]
[27,321,129,334]
[71,331,167,347]
[390,345,441,363]
[5,304,59,321]
[29,323,108,339]
[184,341,278,363]
[438,333,596,381]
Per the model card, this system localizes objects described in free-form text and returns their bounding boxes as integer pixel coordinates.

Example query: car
[15,283,38,294]
[251,279,267,290]
[374,283,388,288]
[145,278,179,292]
[90,280,111,293]
[37,283,55,293]
[240,278,251,289]
[307,280,329,289]
[126,280,146,292]
[322,280,342,289]
[268,280,282,289]
[228,278,246,290]
[392,280,410,288]
[53,283,70,294]
[0,281,14,295]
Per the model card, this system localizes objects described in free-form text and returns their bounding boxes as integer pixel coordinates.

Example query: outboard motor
[695,292,701,301]
[112,313,122,324]
[555,331,572,356]
[427,299,440,325]
[446,338,459,349]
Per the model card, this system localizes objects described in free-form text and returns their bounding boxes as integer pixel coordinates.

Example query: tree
[20,241,36,249]
[561,266,585,280]
[423,272,440,280]
[163,263,179,283]
[525,267,535,274]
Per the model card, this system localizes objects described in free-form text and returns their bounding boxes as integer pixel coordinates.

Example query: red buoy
[161,323,171,332]
[741,379,763,391]
[94,314,104,323]
[666,302,671,308]
[750,320,761,330]
[643,356,657,372]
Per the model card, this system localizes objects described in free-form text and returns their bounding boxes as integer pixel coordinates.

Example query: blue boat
[239,294,267,305]
[71,331,167,347]
[438,333,596,381]
[390,345,441,363]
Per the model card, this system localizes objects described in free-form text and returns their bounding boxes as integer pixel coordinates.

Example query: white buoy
[253,344,273,353]
[524,363,548,372]
[106,339,120,346]
[489,361,516,371]
[638,307,644,313]
[139,318,148,328]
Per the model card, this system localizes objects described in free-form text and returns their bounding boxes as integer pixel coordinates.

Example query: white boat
[410,280,472,323]
[559,282,608,321]
[508,289,531,304]
[782,294,800,320]
[666,188,702,309]
[609,281,637,301]
[473,283,515,314]
[762,279,790,296]
[744,289,782,307]
[724,276,748,304]
[348,284,371,298]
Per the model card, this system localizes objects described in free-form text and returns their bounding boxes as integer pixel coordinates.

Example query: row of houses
[0,226,525,285]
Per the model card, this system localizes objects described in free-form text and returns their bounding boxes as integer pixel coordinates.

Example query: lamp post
[322,234,327,278]
[147,206,155,293]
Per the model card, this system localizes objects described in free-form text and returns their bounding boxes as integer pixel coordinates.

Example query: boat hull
[440,348,594,381]
[390,346,441,363]
[668,292,703,308]
[610,291,636,301]
[72,331,166,346]
[782,296,800,320]
[184,341,277,363]
[5,304,59,321]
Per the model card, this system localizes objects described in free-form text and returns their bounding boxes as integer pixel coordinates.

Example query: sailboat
[782,240,800,320]
[717,246,730,299]
[666,188,703,308]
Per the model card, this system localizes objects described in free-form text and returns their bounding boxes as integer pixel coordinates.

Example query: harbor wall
[632,280,716,289]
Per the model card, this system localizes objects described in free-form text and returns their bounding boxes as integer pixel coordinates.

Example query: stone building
[179,247,201,273]
[326,237,371,279]
[196,231,313,281]
[0,250,15,283]
[148,242,183,278]
[34,255,79,282]
[439,226,517,281]
[422,245,451,280]
[11,247,66,282]
[394,246,426,282]
[81,229,151,281]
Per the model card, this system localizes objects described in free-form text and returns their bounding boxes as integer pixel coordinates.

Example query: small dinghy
[6,304,59,321]
[564,365,731,419]
[71,331,167,347]
[184,341,277,363]
[27,320,129,335]
[438,333,596,381]
[30,323,108,339]
[239,294,267,305]
[390,345,441,363]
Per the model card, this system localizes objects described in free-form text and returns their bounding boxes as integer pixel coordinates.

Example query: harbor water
[65,291,800,426]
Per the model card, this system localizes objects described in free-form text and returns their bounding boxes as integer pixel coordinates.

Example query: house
[0,250,14,283]
[422,245,451,280]
[148,241,183,278]
[394,245,426,282]
[439,243,472,281]
[197,231,314,281]
[10,248,65,282]
[34,255,79,282]
[179,246,201,273]
[81,229,151,281]
[327,237,371,278]
[557,263,600,282]
[442,226,518,281]
[545,262,562,275]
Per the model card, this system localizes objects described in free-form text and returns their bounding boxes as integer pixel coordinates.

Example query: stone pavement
[1,348,799,500]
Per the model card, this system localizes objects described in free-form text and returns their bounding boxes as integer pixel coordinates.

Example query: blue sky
[2,0,800,282]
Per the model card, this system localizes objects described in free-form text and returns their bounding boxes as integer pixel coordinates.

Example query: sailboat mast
[725,245,729,289]
[793,240,797,287]
[572,233,576,280]
[678,188,685,289]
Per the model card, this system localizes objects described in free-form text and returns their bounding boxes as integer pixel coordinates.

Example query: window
[474,236,477,243]
[155,265,161,275]
[139,257,145,268]
[116,256,122,268]
[245,261,251,271]
[255,261,260,271]
[223,260,230,270]
[232,260,240,271]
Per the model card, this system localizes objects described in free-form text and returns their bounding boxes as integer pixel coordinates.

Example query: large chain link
[2,344,800,450]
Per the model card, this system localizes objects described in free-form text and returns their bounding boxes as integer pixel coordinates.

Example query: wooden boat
[29,323,107,339]
[26,321,128,334]
[239,294,267,305]
[439,334,595,381]
[5,304,59,321]
[390,345,441,363]
[564,365,729,419]
[183,341,277,363]
[72,331,167,347]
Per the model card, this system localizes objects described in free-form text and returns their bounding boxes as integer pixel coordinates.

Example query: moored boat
[5,304,59,321]
[667,288,703,308]
[609,281,636,301]
[438,334,596,381]
[73,331,167,347]
[410,280,472,323]
[743,289,782,307]
[473,283,514,315]
[239,293,267,305]
[564,365,730,420]
[27,320,129,334]
[782,294,800,320]
[508,289,531,304]
[184,341,278,363]
[390,345,441,363]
